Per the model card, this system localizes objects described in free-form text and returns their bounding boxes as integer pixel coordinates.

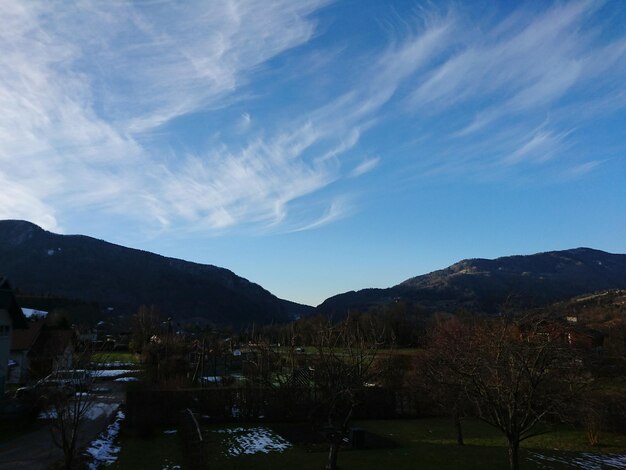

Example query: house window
[0,325,9,336]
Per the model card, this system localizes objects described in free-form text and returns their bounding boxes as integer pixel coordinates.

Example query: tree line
[125,303,626,470]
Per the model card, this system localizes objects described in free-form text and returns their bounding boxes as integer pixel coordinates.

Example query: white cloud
[0,0,339,233]
[410,0,626,138]
[0,174,59,231]
[396,1,626,179]
[411,1,593,112]
[290,197,351,232]
[501,129,571,166]
[61,0,333,132]
[561,160,604,180]
[350,157,380,177]
[107,5,457,233]
[151,123,337,230]
[238,112,252,132]
[1,0,624,236]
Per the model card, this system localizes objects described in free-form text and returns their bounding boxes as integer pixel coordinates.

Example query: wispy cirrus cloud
[151,123,337,230]
[57,0,333,132]
[560,160,605,180]
[0,1,336,232]
[411,1,597,113]
[501,129,572,167]
[350,157,380,178]
[289,196,352,233]
[0,174,58,230]
[92,1,456,233]
[1,0,624,237]
[397,1,626,178]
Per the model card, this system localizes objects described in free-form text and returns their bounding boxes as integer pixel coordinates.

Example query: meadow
[109,418,626,469]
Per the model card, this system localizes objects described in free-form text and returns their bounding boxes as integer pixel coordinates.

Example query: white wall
[0,309,12,395]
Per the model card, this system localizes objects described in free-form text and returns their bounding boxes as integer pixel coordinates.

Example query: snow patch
[85,409,124,469]
[114,377,139,382]
[162,462,181,470]
[529,451,626,469]
[85,402,119,420]
[38,402,117,422]
[38,408,57,420]
[213,426,291,456]
[201,376,222,383]
[91,369,135,378]
[92,362,138,368]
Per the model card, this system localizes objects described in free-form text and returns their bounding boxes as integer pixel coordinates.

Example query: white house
[0,277,27,395]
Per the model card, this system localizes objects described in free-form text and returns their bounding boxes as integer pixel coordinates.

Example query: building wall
[0,309,12,394]
[8,351,28,384]
[53,346,74,371]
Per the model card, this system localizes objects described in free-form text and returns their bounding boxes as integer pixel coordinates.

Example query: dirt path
[0,381,125,470]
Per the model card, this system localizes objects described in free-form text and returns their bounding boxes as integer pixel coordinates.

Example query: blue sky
[1,0,625,306]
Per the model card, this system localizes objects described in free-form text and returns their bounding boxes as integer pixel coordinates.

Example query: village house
[0,277,27,395]
[523,317,606,351]
[26,327,75,381]
[8,318,45,384]
[7,303,77,385]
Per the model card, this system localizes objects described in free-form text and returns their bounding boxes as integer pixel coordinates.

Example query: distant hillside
[541,289,626,326]
[0,220,313,325]
[318,248,626,315]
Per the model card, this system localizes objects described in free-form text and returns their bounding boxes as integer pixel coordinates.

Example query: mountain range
[1,219,626,324]
[0,220,311,325]
[318,247,626,315]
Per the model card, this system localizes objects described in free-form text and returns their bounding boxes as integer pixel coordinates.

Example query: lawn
[91,352,139,364]
[110,418,626,469]
[204,419,626,470]
[108,428,182,470]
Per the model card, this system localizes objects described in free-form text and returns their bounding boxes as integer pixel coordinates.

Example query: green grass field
[91,352,139,364]
[109,418,626,469]
[108,429,182,469]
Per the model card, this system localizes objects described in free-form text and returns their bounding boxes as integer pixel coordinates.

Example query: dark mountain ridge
[318,248,626,315]
[0,220,312,325]
[3,220,625,323]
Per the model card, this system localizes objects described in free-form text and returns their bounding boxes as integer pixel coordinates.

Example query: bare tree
[425,315,589,470]
[129,305,162,355]
[414,316,469,445]
[310,317,382,470]
[242,330,309,421]
[41,342,96,469]
[143,329,191,387]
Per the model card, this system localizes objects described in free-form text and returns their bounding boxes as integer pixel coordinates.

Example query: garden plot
[213,426,291,456]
